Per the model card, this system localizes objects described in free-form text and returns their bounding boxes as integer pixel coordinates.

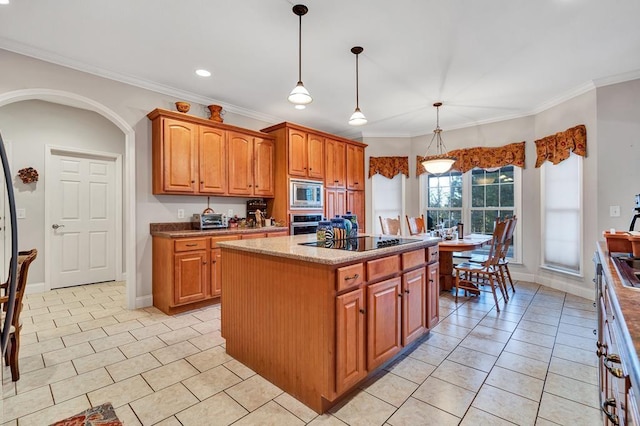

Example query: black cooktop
[299,236,421,252]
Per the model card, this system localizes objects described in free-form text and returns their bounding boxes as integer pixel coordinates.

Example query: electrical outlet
[177,209,185,219]
[17,208,26,219]
[610,205,621,217]
[228,209,234,217]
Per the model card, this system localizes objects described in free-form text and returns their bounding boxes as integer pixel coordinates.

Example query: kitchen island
[218,234,440,413]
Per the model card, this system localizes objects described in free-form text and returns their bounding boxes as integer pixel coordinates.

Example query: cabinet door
[346,190,364,232]
[367,277,402,370]
[174,251,208,305]
[228,132,253,196]
[346,144,364,190]
[254,138,275,197]
[336,288,366,395]
[211,248,222,297]
[402,267,427,346]
[307,133,325,179]
[162,118,198,193]
[326,189,347,220]
[427,262,440,329]
[325,139,346,188]
[199,126,227,194]
[288,129,308,177]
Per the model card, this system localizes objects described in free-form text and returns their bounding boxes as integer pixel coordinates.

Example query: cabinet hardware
[203,261,207,265]
[186,243,198,247]
[359,308,365,314]
[200,181,204,184]
[597,341,607,349]
[334,180,339,183]
[191,180,195,183]
[52,224,65,230]
[602,398,620,426]
[398,293,402,298]
[605,354,624,378]
[429,279,434,283]
[405,289,410,294]
[344,274,359,281]
[593,329,596,335]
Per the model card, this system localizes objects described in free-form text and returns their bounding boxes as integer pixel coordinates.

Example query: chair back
[406,215,426,236]
[485,219,508,267]
[379,216,401,235]
[3,249,38,330]
[501,216,517,260]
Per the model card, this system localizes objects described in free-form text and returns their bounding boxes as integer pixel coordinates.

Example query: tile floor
[2,280,602,425]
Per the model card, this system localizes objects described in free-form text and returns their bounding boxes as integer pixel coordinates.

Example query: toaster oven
[192,213,228,229]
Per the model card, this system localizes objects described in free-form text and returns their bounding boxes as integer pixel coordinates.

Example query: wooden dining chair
[454,219,508,311]
[1,249,38,381]
[405,215,426,236]
[379,215,401,235]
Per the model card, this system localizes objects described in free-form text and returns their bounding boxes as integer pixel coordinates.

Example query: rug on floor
[49,402,122,426]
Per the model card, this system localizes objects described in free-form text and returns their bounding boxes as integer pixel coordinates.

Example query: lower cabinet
[367,277,402,370]
[335,288,366,395]
[427,262,440,329]
[402,267,427,345]
[174,249,209,304]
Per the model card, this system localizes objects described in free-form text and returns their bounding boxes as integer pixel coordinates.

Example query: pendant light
[288,4,312,108]
[349,46,367,126]
[421,102,456,174]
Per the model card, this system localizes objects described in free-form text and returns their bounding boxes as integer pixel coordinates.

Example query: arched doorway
[0,89,137,309]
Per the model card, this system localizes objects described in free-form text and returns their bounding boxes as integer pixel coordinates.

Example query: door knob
[52,224,65,230]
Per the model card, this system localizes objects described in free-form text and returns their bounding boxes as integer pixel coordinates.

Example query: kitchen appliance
[290,213,322,235]
[192,213,228,229]
[299,236,421,252]
[630,193,640,231]
[247,199,267,217]
[290,179,323,210]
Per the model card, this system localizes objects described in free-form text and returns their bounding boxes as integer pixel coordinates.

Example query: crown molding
[593,68,640,88]
[0,40,283,125]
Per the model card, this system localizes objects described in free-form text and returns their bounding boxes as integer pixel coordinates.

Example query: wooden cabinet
[367,276,402,370]
[427,262,440,329]
[148,108,274,197]
[228,132,275,197]
[346,144,365,191]
[335,288,366,394]
[402,267,427,345]
[288,129,324,179]
[152,229,283,314]
[325,139,346,188]
[326,188,346,220]
[346,190,364,231]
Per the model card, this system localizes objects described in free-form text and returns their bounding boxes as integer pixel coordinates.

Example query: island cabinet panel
[335,288,366,395]
[402,267,427,346]
[427,261,440,329]
[366,277,402,370]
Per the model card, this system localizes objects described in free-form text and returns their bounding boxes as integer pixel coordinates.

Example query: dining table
[437,233,493,291]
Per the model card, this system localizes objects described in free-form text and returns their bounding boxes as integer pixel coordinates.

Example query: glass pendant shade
[421,102,456,174]
[349,107,367,126]
[288,81,312,105]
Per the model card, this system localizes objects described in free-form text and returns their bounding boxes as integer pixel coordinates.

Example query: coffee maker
[630,194,640,232]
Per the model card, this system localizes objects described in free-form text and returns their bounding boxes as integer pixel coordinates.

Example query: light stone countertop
[217,233,441,265]
[151,227,289,238]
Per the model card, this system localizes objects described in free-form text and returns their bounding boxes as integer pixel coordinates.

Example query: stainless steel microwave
[290,179,323,210]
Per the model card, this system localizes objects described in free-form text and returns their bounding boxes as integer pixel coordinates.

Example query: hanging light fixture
[349,46,367,126]
[421,102,456,174]
[288,4,312,108]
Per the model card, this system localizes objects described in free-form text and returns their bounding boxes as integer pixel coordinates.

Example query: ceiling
[1,0,639,138]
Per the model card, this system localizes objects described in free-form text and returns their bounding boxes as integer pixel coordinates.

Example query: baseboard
[511,272,594,300]
[136,294,153,309]
[25,282,46,294]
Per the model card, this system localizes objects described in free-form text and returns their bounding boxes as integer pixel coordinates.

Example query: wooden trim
[260,122,368,148]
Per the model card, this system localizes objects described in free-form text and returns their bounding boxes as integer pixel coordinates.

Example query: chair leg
[9,331,19,381]
[4,338,10,367]
[504,264,515,292]
[488,275,501,312]
[455,271,460,303]
[497,267,509,301]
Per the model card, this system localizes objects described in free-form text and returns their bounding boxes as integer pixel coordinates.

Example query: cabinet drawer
[367,255,400,282]
[211,235,241,248]
[427,245,439,263]
[337,263,364,291]
[174,238,208,252]
[402,249,425,270]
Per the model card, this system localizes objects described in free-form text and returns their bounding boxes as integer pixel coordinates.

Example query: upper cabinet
[346,144,365,191]
[325,139,346,189]
[288,129,324,179]
[148,109,274,197]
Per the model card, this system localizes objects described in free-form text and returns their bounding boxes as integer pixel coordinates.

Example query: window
[421,165,521,261]
[541,153,582,275]
[372,174,405,234]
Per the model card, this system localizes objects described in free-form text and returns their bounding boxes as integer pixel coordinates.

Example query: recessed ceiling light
[195,69,211,77]
[0,0,10,5]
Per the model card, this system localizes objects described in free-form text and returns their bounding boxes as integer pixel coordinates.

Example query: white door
[50,153,115,288]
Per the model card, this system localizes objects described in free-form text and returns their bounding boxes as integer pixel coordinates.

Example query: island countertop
[216,233,441,265]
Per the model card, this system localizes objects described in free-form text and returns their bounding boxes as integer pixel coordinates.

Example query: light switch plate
[610,205,621,217]
[17,208,26,219]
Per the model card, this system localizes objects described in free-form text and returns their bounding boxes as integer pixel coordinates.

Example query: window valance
[368,156,409,179]
[416,141,526,176]
[534,124,586,167]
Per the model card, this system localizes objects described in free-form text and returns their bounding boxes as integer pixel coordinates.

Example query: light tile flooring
[2,280,602,425]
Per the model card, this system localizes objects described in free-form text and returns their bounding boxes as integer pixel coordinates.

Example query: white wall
[0,100,125,285]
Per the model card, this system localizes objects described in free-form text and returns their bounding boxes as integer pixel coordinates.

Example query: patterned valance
[368,156,409,179]
[416,141,526,176]
[534,124,587,167]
